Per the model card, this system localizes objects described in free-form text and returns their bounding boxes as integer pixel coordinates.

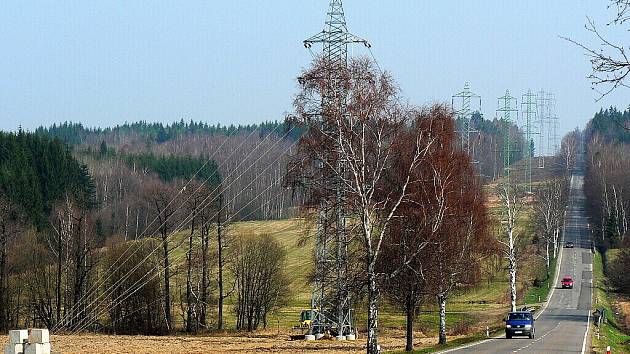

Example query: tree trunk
[162,228,172,331]
[405,292,415,352]
[0,226,7,331]
[545,238,550,278]
[366,261,379,354]
[186,206,196,333]
[438,293,447,345]
[200,224,208,327]
[56,221,62,326]
[509,257,517,312]
[217,193,224,330]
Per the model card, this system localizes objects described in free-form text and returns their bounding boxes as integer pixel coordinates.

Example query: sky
[0,1,628,137]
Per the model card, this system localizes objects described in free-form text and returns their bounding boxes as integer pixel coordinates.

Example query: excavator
[294,309,317,329]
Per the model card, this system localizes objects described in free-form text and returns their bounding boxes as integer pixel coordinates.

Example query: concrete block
[314,333,325,340]
[8,330,27,344]
[346,334,356,341]
[27,330,49,344]
[24,343,50,354]
[3,343,24,354]
[335,335,346,341]
[304,334,316,341]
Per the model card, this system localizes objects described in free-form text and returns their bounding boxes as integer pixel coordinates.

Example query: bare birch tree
[293,58,433,353]
[496,184,525,312]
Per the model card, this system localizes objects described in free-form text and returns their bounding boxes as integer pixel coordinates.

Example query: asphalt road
[444,162,592,354]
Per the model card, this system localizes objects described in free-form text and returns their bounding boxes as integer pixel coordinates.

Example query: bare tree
[563,0,630,122]
[232,233,289,331]
[294,58,435,353]
[0,195,22,331]
[496,184,526,312]
[146,181,180,332]
[559,129,581,173]
[534,178,568,277]
[563,1,630,96]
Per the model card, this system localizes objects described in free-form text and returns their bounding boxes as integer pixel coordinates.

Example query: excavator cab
[299,309,316,327]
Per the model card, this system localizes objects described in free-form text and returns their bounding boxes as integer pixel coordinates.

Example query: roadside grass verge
[524,255,558,305]
[591,250,630,354]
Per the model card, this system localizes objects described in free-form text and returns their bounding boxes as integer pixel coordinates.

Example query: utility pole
[452,83,482,160]
[497,90,518,184]
[302,0,369,339]
[521,90,539,193]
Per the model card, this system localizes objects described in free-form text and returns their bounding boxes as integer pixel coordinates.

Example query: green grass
[592,250,630,353]
[524,255,557,305]
[162,202,552,352]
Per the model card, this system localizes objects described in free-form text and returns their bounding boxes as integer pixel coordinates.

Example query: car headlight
[524,324,532,329]
[506,325,511,328]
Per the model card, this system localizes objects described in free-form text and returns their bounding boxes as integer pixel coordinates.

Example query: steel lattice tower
[303,0,369,337]
[545,92,557,156]
[521,90,538,193]
[497,90,518,183]
[536,89,549,168]
[452,83,482,159]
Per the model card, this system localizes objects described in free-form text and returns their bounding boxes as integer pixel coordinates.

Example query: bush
[607,248,630,294]
[232,233,290,331]
[104,238,164,334]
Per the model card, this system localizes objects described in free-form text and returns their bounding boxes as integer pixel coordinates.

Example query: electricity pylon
[302,0,369,338]
[497,90,518,184]
[521,90,539,193]
[452,83,482,160]
[545,92,557,156]
[536,89,549,168]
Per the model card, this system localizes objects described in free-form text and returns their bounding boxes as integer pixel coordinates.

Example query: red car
[561,276,574,289]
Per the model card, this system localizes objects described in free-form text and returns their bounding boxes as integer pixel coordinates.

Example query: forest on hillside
[35,120,304,241]
[583,107,630,293]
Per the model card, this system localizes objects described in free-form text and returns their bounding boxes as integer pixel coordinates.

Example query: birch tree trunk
[367,259,379,354]
[405,293,415,352]
[437,293,447,344]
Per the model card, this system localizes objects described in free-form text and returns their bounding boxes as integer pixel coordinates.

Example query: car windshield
[563,277,572,281]
[508,313,531,321]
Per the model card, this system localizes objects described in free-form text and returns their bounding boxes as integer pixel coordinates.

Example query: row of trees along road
[290,57,492,352]
[584,108,630,296]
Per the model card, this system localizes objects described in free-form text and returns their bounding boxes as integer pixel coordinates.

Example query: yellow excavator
[295,309,317,329]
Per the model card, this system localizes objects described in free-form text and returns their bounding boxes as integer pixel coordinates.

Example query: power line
[55,126,293,331]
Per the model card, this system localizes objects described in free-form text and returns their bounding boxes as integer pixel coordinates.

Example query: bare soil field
[0,331,455,354]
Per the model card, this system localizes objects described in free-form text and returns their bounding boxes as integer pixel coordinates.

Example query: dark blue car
[504,311,535,339]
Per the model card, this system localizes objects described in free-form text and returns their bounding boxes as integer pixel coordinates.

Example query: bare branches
[562,2,630,101]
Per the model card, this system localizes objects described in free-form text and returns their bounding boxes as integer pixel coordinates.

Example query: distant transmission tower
[536,89,549,168]
[496,90,518,183]
[452,83,482,159]
[521,90,539,193]
[545,92,557,156]
[302,0,369,338]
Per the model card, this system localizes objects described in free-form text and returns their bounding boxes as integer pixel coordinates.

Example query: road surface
[445,162,592,353]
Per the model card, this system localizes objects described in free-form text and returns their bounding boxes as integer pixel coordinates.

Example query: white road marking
[512,322,561,352]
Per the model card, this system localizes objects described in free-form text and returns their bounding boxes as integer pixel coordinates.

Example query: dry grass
[0,330,467,354]
[617,298,630,331]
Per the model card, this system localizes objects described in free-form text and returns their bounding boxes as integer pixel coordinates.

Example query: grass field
[88,177,559,353]
[163,198,550,352]
[591,250,630,353]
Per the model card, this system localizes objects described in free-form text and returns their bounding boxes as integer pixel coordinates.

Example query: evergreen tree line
[0,130,95,228]
[464,111,526,182]
[35,119,303,145]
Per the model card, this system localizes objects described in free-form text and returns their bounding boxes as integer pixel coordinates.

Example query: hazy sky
[1,1,627,136]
